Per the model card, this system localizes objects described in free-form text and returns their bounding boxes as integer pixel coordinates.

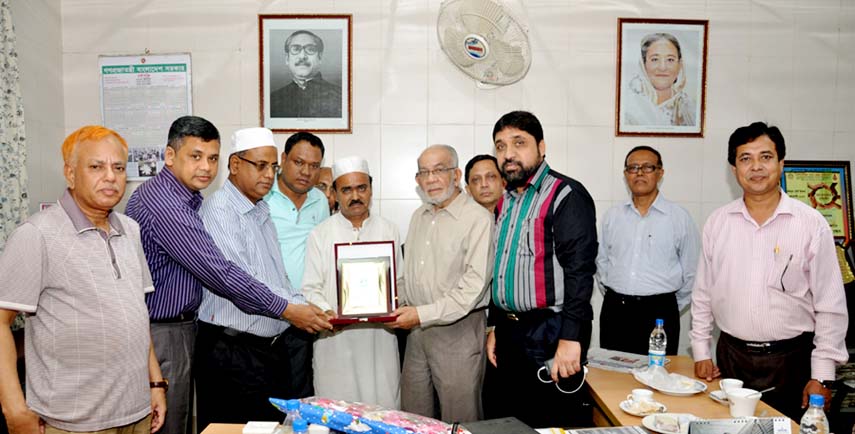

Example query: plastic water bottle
[292,419,308,434]
[799,394,829,434]
[648,318,667,367]
[280,399,301,434]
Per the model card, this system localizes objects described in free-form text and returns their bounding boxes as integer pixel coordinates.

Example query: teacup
[627,388,654,403]
[727,388,761,417]
[719,378,744,397]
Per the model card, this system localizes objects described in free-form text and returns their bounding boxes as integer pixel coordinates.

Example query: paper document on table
[540,426,645,434]
[586,348,670,373]
[688,418,791,434]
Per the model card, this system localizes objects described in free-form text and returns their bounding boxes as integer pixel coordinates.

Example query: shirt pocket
[522,218,544,257]
[766,253,809,297]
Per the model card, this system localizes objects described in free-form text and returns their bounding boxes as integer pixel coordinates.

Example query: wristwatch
[150,379,169,392]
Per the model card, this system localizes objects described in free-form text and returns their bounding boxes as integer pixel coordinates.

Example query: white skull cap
[230,127,276,154]
[332,156,370,181]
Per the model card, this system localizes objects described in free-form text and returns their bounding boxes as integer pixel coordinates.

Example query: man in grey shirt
[0,126,166,434]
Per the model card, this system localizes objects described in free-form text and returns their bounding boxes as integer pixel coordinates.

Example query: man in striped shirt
[486,111,598,428]
[195,127,327,427]
[126,117,331,434]
[690,122,848,420]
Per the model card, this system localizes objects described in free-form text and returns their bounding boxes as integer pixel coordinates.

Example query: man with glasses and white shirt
[391,144,494,423]
[196,128,331,427]
[270,30,342,118]
[596,146,700,355]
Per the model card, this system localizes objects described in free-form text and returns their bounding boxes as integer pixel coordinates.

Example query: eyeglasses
[287,44,319,56]
[416,167,456,179]
[237,155,279,173]
[624,163,661,174]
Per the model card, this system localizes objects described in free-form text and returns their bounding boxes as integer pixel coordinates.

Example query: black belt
[150,311,197,323]
[497,308,558,325]
[198,321,282,346]
[604,286,676,303]
[722,331,814,355]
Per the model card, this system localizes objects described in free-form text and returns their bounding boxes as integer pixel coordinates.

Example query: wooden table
[586,355,798,430]
[201,424,242,434]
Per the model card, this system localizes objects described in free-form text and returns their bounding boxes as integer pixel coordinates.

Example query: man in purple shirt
[126,116,331,434]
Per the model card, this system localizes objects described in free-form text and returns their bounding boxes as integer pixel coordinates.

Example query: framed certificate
[332,241,397,324]
[781,160,853,243]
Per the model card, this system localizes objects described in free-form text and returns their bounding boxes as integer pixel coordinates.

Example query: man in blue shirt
[595,145,700,355]
[196,127,321,426]
[126,117,330,434]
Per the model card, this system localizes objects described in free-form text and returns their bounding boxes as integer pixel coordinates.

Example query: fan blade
[460,0,508,38]
[491,39,526,77]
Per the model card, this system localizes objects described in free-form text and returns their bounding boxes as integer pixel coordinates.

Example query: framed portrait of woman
[615,18,708,137]
[259,14,352,133]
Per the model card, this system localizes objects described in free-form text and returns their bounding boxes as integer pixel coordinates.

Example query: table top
[585,355,797,429]
[201,424,242,434]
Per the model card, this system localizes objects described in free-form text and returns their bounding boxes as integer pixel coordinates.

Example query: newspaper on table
[586,348,669,373]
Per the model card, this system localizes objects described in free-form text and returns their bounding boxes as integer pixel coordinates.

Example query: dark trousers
[599,288,679,355]
[487,309,592,428]
[194,322,313,429]
[716,331,813,421]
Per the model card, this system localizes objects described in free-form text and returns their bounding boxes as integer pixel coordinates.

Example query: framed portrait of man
[259,14,352,133]
[615,18,708,137]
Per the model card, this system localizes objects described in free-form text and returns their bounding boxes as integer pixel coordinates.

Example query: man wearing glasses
[392,145,494,423]
[595,146,700,356]
[270,30,342,118]
[195,127,330,426]
[265,131,331,397]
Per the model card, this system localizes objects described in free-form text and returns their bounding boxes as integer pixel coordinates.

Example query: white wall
[16,0,855,354]
[11,0,65,215]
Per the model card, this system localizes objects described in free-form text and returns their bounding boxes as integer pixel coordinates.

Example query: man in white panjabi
[302,156,403,408]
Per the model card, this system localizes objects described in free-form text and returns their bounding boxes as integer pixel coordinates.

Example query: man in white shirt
[596,145,699,355]
[302,156,403,408]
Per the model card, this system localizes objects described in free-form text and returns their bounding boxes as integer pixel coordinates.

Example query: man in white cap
[195,127,331,426]
[302,156,404,408]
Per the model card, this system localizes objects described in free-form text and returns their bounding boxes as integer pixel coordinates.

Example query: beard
[501,158,542,190]
[416,183,458,206]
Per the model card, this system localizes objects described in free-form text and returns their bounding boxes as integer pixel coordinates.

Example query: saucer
[709,390,729,405]
[619,399,667,416]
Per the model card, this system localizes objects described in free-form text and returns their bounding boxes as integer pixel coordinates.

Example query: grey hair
[421,144,459,168]
[640,33,682,62]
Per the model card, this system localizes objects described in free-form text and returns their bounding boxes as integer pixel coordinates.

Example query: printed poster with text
[99,53,192,181]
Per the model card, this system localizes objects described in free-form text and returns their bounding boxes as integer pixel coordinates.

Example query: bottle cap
[809,394,824,407]
[293,419,308,432]
[285,399,299,411]
[655,319,664,327]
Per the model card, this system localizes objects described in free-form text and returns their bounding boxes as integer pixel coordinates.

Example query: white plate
[633,372,708,396]
[619,399,667,416]
[709,390,728,405]
[641,413,698,434]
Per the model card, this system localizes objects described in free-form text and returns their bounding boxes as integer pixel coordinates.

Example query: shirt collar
[293,73,322,90]
[267,180,324,209]
[728,189,794,222]
[59,189,125,236]
[222,179,270,220]
[624,191,669,216]
[161,167,204,211]
[334,210,373,229]
[508,161,550,197]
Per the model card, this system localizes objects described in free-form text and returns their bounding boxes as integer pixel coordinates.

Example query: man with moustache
[487,111,598,428]
[302,156,403,408]
[465,154,505,213]
[315,166,337,213]
[596,146,699,355]
[265,131,330,397]
[691,122,847,420]
[392,145,494,422]
[270,30,342,118]
[0,126,166,434]
[127,118,330,434]
[194,128,320,425]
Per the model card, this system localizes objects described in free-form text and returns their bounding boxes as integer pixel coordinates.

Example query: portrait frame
[259,14,352,133]
[332,241,398,324]
[615,18,708,137]
[781,160,854,244]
